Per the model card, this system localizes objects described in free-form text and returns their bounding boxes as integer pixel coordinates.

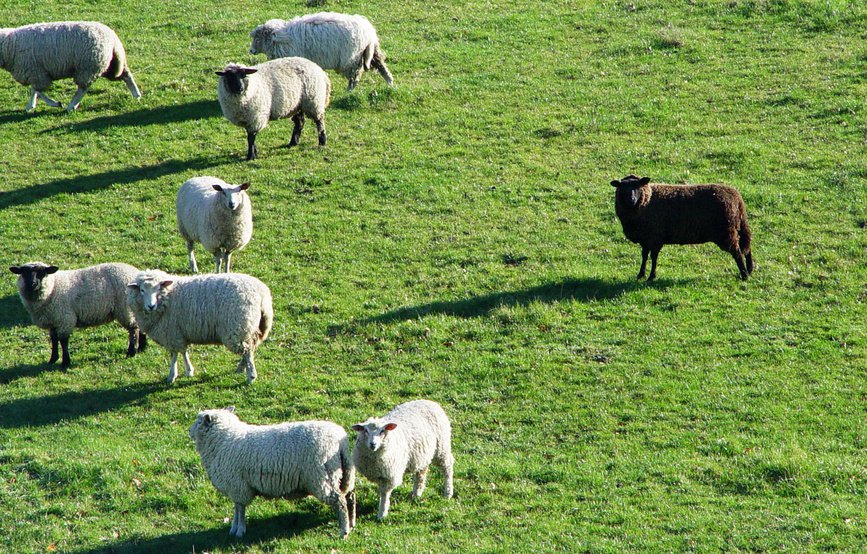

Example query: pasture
[0,0,864,552]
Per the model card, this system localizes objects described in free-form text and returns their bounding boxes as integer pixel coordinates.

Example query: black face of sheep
[9,264,59,300]
[611,175,650,209]
[216,67,258,95]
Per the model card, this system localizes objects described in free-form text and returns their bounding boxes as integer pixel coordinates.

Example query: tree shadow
[43,100,221,134]
[355,277,687,326]
[67,511,335,554]
[0,293,28,328]
[0,154,226,211]
[0,381,164,427]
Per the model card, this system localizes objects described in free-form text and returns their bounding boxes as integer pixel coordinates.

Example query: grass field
[0,0,865,552]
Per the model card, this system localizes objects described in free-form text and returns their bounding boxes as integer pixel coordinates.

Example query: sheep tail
[103,39,128,80]
[338,438,355,495]
[258,296,273,343]
[362,41,375,71]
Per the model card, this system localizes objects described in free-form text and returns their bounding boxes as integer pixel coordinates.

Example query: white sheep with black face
[176,176,253,273]
[352,399,454,520]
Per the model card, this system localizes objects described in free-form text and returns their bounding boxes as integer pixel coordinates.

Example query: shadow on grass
[0,382,163,427]
[0,362,64,385]
[0,294,28,328]
[67,511,334,554]
[43,100,221,134]
[0,109,59,125]
[355,277,685,326]
[0,155,225,211]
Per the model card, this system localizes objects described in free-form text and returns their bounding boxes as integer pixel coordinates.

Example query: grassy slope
[0,0,864,552]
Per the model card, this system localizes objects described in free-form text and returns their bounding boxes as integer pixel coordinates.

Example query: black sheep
[610,175,754,281]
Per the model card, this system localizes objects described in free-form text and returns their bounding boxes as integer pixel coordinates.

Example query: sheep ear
[242,68,258,75]
[9,266,22,274]
[215,71,226,76]
[45,266,59,274]
[351,424,365,433]
[159,280,175,290]
[127,282,140,290]
[239,182,251,191]
[384,422,398,432]
[610,180,621,187]
[212,184,223,192]
[202,414,212,426]
[224,406,235,413]
[639,177,651,186]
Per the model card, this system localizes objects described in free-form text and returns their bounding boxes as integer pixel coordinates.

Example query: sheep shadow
[0,362,64,385]
[66,511,333,554]
[0,382,163,427]
[0,154,225,211]
[355,277,685,326]
[43,99,221,134]
[0,293,28,328]
[0,109,58,125]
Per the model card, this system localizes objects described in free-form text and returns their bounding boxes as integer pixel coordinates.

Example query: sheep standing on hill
[9,262,146,367]
[177,176,253,274]
[610,174,754,281]
[126,270,272,384]
[0,21,141,112]
[352,399,454,520]
[190,407,356,539]
[250,13,394,91]
[217,58,331,161]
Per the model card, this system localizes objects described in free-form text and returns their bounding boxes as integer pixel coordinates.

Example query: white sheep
[352,399,454,520]
[8,261,146,367]
[176,176,253,274]
[216,58,331,161]
[189,407,356,539]
[0,21,141,112]
[126,270,273,384]
[249,13,394,92]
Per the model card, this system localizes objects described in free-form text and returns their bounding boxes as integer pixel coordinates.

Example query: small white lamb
[189,407,356,539]
[216,58,331,161]
[126,270,273,384]
[0,21,141,112]
[250,13,394,91]
[9,262,146,366]
[352,399,454,520]
[176,176,253,274]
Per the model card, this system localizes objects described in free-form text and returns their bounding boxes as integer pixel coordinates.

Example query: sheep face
[216,66,258,95]
[249,21,280,55]
[611,175,651,209]
[127,275,175,313]
[212,182,250,211]
[352,420,398,453]
[9,262,59,301]
[189,406,236,441]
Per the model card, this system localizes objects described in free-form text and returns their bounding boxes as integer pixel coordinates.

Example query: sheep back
[176,176,252,256]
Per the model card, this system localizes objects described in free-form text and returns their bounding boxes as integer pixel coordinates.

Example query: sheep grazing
[176,176,253,274]
[249,13,394,92]
[9,262,146,367]
[126,270,273,384]
[0,21,141,112]
[216,58,331,161]
[189,407,356,539]
[610,175,754,281]
[352,399,454,520]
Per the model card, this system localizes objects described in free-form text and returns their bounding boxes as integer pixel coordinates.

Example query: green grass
[0,0,865,552]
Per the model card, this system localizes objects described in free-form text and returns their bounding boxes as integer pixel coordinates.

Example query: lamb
[189,407,356,539]
[176,176,253,274]
[0,21,141,112]
[249,13,394,92]
[610,174,754,281]
[126,270,273,384]
[352,399,454,520]
[8,262,146,367]
[216,58,331,161]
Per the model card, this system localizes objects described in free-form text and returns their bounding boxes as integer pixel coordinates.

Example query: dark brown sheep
[610,175,754,281]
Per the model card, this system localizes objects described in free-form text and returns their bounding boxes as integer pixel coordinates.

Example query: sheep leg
[48,328,60,364]
[347,490,357,529]
[246,131,258,161]
[126,327,138,357]
[647,247,661,281]
[181,351,195,377]
[314,117,326,146]
[224,252,232,273]
[377,485,393,520]
[167,352,179,384]
[121,71,142,99]
[59,335,71,367]
[34,88,62,109]
[137,331,147,353]
[241,350,256,383]
[213,252,222,273]
[230,502,247,537]
[289,113,305,147]
[412,467,428,500]
[745,251,754,275]
[442,454,454,498]
[65,86,89,112]
[730,248,749,280]
[637,246,649,280]
[25,88,38,112]
[330,492,351,539]
[187,241,199,273]
[371,51,394,86]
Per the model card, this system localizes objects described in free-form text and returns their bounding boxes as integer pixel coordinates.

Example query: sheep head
[216,64,258,95]
[352,419,398,453]
[212,182,250,212]
[611,175,651,209]
[10,262,59,301]
[127,270,174,314]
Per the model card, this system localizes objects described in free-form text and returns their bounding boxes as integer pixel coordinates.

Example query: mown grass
[0,0,865,552]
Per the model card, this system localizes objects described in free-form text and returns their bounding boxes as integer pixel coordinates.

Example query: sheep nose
[145,303,156,311]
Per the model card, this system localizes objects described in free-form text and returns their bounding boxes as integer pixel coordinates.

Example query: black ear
[242,68,258,75]
[224,406,235,413]
[202,414,212,426]
[352,424,365,433]
[212,184,223,192]
[638,177,651,186]
[9,266,22,274]
[45,266,59,274]
[239,182,251,191]
[216,71,226,76]
[610,180,621,187]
